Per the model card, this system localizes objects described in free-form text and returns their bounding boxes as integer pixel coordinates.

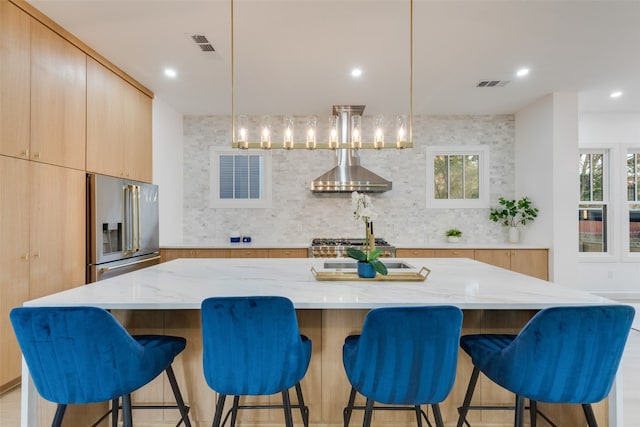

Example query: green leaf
[346,247,367,261]
[367,248,382,261]
[370,259,388,275]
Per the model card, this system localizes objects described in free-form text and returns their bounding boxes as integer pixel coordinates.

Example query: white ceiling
[28,0,640,117]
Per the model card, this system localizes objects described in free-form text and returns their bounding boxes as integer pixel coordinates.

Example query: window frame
[425,145,490,209]
[624,146,640,261]
[578,148,614,260]
[209,148,272,209]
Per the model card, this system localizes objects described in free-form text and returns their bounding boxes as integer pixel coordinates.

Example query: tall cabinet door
[0,1,30,159]
[29,162,86,300]
[30,20,86,170]
[0,156,30,387]
[87,57,152,183]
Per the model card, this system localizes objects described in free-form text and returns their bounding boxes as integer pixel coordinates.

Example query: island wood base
[33,308,606,426]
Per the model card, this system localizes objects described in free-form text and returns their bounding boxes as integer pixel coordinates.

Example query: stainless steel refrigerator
[86,174,160,282]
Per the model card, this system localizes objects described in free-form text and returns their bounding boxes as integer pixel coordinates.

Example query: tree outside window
[579,152,608,253]
[627,152,640,253]
[428,146,487,208]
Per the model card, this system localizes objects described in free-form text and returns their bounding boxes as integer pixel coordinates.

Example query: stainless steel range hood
[310,105,392,193]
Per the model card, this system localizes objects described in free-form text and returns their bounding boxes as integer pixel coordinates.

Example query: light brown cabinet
[434,249,475,258]
[395,249,436,258]
[228,248,270,258]
[474,249,549,280]
[86,57,152,182]
[1,1,152,392]
[0,156,30,389]
[160,247,308,261]
[473,249,511,270]
[28,162,86,300]
[268,248,308,258]
[161,248,231,263]
[0,158,86,389]
[0,1,30,160]
[396,247,549,280]
[30,19,86,170]
[508,249,549,280]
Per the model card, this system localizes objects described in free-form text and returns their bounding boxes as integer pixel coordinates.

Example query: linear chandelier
[230,0,414,150]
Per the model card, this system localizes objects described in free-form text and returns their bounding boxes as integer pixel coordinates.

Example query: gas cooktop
[311,238,392,247]
[309,238,396,258]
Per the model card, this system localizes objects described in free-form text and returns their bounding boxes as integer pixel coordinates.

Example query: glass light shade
[236,115,249,149]
[351,115,362,149]
[283,115,294,149]
[306,116,317,149]
[396,114,408,148]
[374,115,384,149]
[260,116,271,149]
[329,115,339,149]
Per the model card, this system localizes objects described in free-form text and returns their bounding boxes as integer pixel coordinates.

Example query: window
[426,146,489,208]
[210,148,272,208]
[627,151,640,253]
[579,151,608,253]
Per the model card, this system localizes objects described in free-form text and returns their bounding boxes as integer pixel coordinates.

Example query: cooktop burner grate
[309,238,395,258]
[311,238,391,247]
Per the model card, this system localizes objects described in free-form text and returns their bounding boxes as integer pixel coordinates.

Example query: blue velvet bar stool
[10,306,192,427]
[342,305,463,427]
[456,305,635,427]
[201,296,312,427]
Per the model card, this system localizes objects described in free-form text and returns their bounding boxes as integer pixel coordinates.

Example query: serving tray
[311,266,431,282]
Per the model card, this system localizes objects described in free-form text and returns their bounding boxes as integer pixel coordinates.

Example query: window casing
[627,151,640,253]
[210,148,272,208]
[426,146,489,208]
[579,151,609,253]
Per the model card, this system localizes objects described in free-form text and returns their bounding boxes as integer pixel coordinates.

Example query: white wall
[152,96,184,245]
[578,113,640,298]
[515,93,579,287]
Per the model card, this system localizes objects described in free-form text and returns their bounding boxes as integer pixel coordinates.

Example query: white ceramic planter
[508,227,519,243]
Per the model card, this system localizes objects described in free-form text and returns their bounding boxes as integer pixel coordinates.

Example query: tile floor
[2,330,639,426]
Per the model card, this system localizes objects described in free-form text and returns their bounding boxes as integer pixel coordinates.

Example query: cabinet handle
[21,149,29,157]
[32,252,40,259]
[21,253,29,261]
[33,152,40,159]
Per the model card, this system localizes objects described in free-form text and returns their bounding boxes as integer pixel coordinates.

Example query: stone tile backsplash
[183,114,515,245]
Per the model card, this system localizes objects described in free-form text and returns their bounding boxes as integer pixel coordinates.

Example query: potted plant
[347,192,388,278]
[445,228,463,243]
[346,247,388,278]
[489,196,539,243]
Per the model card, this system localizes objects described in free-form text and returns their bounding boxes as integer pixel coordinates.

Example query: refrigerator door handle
[98,255,161,273]
[124,184,136,255]
[135,185,141,252]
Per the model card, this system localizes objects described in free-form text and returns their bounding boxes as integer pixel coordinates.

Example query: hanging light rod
[230,0,413,150]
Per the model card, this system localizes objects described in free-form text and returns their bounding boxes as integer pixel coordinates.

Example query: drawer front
[268,248,308,258]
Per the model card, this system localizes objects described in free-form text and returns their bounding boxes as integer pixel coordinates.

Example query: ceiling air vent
[476,80,510,88]
[188,34,216,53]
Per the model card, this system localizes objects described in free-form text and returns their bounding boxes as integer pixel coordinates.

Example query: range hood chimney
[310,105,392,193]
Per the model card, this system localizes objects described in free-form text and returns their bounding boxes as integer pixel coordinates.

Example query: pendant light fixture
[230,0,413,150]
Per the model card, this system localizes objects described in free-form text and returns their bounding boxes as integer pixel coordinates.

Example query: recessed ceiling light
[164,68,177,78]
[351,68,362,78]
[516,68,529,77]
[610,91,623,98]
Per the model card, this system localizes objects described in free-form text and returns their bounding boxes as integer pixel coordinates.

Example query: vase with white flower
[346,191,388,278]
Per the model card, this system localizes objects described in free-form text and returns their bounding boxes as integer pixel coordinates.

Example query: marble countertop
[161,242,548,249]
[25,258,608,310]
[162,242,311,249]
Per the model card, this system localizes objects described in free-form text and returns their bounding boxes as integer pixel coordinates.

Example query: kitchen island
[21,258,619,426]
